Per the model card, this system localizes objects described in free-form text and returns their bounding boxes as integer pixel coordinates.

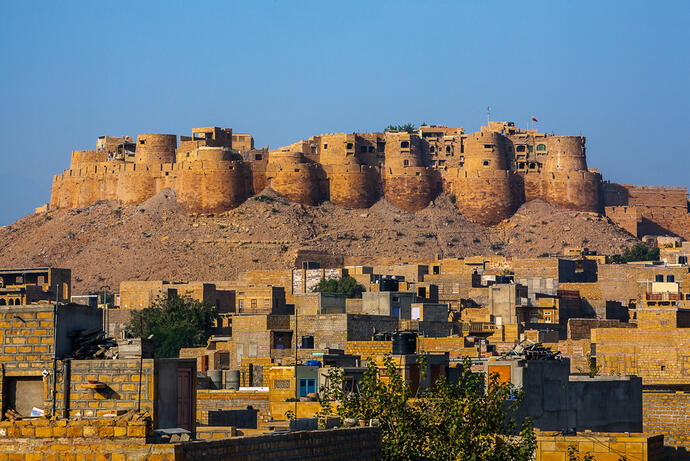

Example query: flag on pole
[531,116,538,122]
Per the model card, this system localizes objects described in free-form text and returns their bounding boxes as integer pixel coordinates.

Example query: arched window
[430,146,435,153]
[446,146,451,153]
[536,143,546,151]
[0,299,5,305]
[8,298,14,305]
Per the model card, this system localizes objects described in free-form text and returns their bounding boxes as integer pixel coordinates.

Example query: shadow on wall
[664,446,690,461]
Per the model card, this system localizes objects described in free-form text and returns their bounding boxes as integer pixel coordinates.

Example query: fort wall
[540,170,601,212]
[327,164,381,208]
[382,167,439,212]
[449,169,518,225]
[603,184,690,238]
[46,124,685,229]
[604,183,688,208]
[70,150,107,169]
[543,136,587,172]
[266,151,326,205]
[604,206,639,236]
[173,161,251,213]
[134,134,177,165]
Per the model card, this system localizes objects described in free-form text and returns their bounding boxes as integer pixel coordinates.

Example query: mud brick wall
[643,392,690,451]
[56,359,155,418]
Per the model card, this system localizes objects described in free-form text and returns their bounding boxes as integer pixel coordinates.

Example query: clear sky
[1,1,688,225]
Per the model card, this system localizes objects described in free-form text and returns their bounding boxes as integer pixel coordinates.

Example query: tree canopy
[384,123,417,133]
[318,356,536,461]
[312,276,365,298]
[610,243,660,264]
[126,293,218,358]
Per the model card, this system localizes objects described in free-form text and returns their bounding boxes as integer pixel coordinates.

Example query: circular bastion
[134,134,177,165]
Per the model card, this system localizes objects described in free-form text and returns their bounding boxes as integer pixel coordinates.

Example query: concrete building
[361,291,416,318]
[483,357,643,433]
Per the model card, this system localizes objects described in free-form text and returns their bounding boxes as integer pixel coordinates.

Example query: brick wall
[535,431,664,461]
[0,418,153,459]
[643,391,690,451]
[0,419,380,460]
[0,306,55,370]
[551,339,591,373]
[567,318,635,340]
[592,309,690,385]
[418,336,477,359]
[56,359,155,418]
[346,341,392,358]
[173,427,381,461]
[0,304,102,417]
[196,389,269,416]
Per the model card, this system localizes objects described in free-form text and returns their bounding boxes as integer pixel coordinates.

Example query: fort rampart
[47,123,688,230]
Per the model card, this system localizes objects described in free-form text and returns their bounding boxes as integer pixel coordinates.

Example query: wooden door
[177,368,192,430]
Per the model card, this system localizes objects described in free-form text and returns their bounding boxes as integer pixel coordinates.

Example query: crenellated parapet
[47,122,683,227]
[603,182,688,208]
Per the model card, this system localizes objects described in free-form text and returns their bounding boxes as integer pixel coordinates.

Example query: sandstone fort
[47,121,689,237]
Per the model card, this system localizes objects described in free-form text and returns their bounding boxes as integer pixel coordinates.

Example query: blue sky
[1,0,688,225]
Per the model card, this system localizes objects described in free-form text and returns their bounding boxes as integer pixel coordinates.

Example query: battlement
[607,183,687,192]
[47,122,686,225]
[604,182,688,208]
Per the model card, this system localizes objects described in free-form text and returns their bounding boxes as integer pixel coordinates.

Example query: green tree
[610,243,660,264]
[384,123,417,133]
[318,356,536,461]
[126,294,218,358]
[312,276,365,298]
[576,353,601,378]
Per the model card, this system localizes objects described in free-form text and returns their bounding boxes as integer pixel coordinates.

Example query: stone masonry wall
[0,419,380,460]
[534,431,664,461]
[56,359,155,419]
[592,309,690,385]
[172,427,381,461]
[643,391,690,452]
[52,126,673,221]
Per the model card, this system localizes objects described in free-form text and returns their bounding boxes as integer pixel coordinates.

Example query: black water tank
[301,335,314,349]
[392,331,417,355]
[379,278,399,292]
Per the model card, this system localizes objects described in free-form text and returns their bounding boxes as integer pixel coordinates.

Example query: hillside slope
[0,189,638,294]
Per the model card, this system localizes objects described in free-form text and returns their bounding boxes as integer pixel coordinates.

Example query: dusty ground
[0,189,638,294]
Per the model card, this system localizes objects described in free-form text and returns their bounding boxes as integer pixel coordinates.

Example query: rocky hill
[0,189,638,294]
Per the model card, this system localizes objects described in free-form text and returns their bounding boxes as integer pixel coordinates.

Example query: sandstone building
[47,122,689,231]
